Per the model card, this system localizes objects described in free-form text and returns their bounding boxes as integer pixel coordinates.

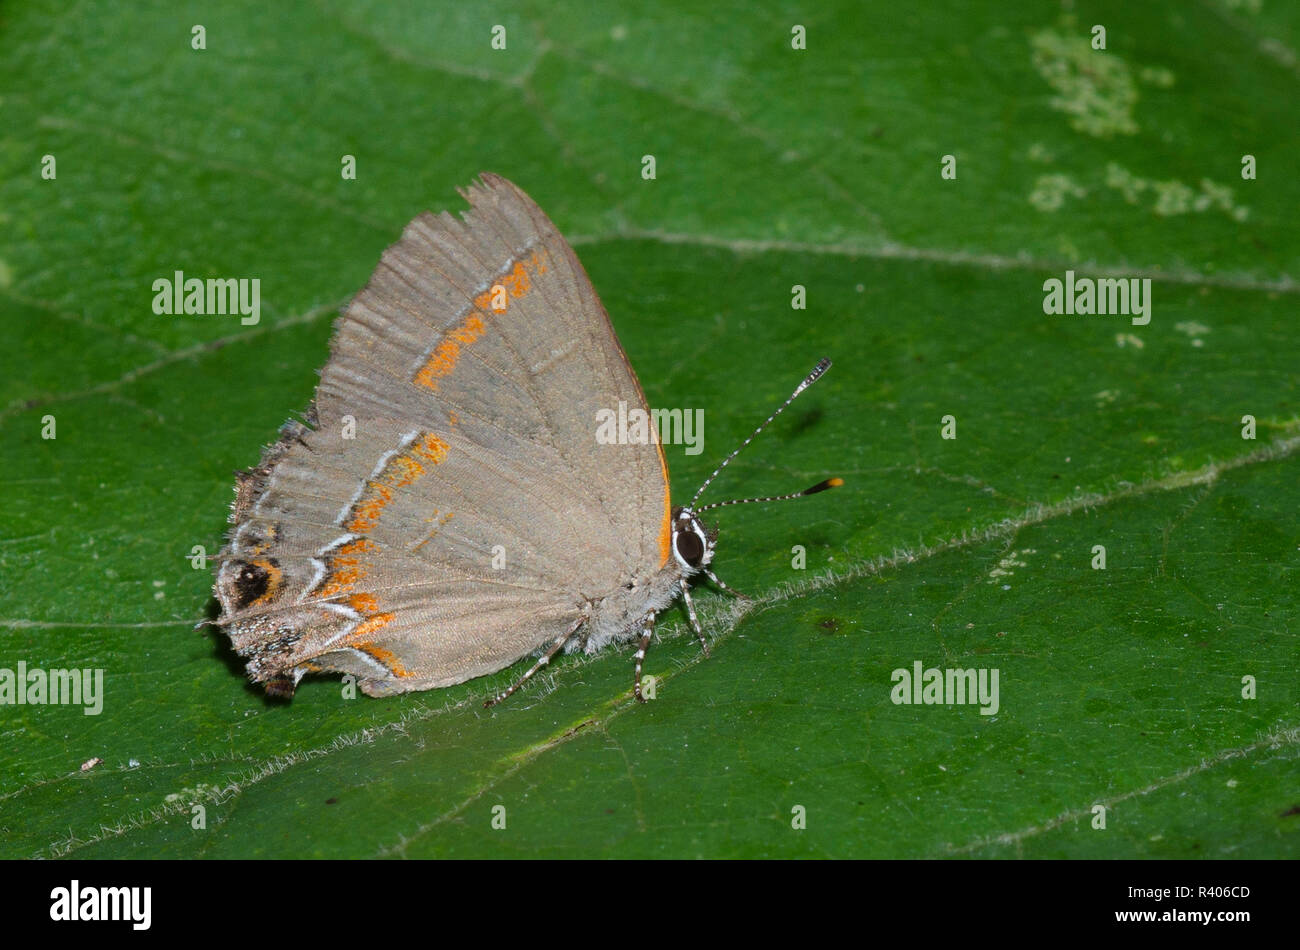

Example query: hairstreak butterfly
[214,174,839,705]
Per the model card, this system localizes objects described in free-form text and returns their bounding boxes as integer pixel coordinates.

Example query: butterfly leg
[680,579,711,658]
[703,567,747,600]
[633,612,659,703]
[484,615,586,708]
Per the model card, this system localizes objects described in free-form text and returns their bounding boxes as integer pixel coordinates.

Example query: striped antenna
[697,476,843,513]
[690,358,837,509]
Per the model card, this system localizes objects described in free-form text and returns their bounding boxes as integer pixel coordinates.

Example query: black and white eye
[674,529,705,567]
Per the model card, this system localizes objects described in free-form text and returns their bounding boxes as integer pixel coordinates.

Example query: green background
[1,1,1296,858]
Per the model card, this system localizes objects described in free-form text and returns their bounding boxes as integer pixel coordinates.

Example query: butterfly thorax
[572,506,715,654]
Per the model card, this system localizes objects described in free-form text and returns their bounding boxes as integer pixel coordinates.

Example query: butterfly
[213,174,838,705]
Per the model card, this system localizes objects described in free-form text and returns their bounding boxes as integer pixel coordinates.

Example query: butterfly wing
[216,175,671,696]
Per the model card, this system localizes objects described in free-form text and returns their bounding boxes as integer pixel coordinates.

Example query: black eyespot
[675,529,704,567]
[231,560,271,608]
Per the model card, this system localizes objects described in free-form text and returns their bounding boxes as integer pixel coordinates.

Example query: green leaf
[1,1,1296,858]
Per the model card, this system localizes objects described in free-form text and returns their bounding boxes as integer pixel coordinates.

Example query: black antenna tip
[802,477,844,496]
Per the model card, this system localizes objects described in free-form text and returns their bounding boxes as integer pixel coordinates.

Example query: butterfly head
[670,507,716,574]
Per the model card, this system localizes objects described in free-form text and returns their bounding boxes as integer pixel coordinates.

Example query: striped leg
[484,615,585,708]
[704,567,746,599]
[680,580,711,658]
[633,612,658,703]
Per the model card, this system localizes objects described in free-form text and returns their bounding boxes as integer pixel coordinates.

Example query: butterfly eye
[674,528,705,567]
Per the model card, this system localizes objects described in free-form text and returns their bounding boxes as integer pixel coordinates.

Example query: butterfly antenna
[690,358,838,510]
[696,477,843,514]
